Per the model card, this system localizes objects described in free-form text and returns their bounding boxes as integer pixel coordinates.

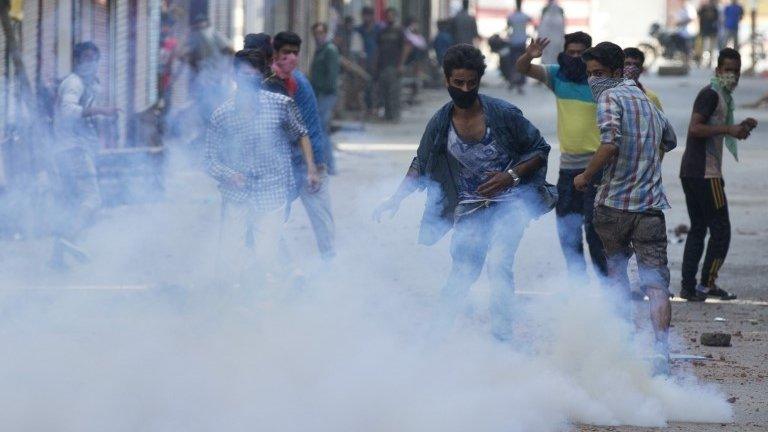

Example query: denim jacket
[412,94,556,245]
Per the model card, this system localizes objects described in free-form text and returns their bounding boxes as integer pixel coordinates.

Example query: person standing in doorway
[679,48,757,301]
[310,22,341,174]
[516,32,608,283]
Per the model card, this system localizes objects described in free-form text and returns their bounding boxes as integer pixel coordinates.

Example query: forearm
[299,135,316,169]
[583,143,618,179]
[515,52,534,74]
[511,154,545,178]
[688,123,731,138]
[390,166,420,203]
[400,45,412,68]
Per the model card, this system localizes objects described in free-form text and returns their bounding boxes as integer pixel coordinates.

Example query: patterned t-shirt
[205,91,308,211]
[447,123,515,203]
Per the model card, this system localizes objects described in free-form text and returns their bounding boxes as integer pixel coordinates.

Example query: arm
[205,113,242,186]
[399,35,412,72]
[574,143,618,191]
[687,88,748,139]
[328,46,341,93]
[516,37,549,83]
[294,72,326,165]
[285,99,320,190]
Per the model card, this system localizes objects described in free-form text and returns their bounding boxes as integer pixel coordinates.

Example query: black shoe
[679,288,706,302]
[698,284,737,300]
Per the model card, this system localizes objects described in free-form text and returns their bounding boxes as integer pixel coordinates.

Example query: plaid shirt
[205,91,308,211]
[595,80,677,212]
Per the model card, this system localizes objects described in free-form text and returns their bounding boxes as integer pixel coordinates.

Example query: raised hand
[526,37,551,59]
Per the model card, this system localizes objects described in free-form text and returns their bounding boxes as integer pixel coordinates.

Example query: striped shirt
[595,80,677,212]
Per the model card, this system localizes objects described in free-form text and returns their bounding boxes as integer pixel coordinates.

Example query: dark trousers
[681,177,731,290]
[556,168,608,279]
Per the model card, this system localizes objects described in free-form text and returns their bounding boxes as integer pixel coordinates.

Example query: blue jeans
[555,168,607,281]
[438,200,530,340]
[292,166,336,260]
[316,94,338,174]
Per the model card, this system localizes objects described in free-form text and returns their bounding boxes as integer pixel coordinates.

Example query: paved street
[0,67,766,431]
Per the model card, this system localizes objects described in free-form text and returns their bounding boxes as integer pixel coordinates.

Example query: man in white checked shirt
[205,49,319,286]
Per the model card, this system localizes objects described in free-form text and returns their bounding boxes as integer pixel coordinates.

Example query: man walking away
[722,0,744,49]
[623,47,663,111]
[516,32,608,283]
[698,0,720,67]
[376,8,409,122]
[679,48,757,301]
[206,49,318,286]
[538,0,565,65]
[310,22,341,174]
[574,42,678,374]
[506,0,533,94]
[50,42,119,270]
[374,44,555,341]
[433,19,455,67]
[451,0,480,46]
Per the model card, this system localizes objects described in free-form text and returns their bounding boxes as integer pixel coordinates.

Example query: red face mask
[273,53,298,79]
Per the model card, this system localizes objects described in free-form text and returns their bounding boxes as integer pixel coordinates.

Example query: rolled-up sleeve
[597,92,622,145]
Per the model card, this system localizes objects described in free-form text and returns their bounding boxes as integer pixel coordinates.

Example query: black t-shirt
[377,25,405,69]
[680,87,725,178]
[698,5,720,36]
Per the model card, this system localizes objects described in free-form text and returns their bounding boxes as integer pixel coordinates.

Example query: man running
[374,44,554,340]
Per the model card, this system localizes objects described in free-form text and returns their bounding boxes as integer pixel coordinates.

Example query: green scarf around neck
[710,75,738,161]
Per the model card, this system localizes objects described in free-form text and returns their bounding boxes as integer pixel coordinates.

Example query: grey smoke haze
[0,149,733,430]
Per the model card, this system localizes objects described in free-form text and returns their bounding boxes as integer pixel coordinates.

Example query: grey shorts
[593,205,670,294]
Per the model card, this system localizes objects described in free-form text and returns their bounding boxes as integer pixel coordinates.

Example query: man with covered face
[516,32,607,284]
[373,44,555,340]
[679,48,757,302]
[205,49,318,285]
[50,42,119,270]
[574,42,678,374]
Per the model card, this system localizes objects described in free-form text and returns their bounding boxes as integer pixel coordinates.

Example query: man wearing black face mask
[373,44,555,340]
[516,31,608,286]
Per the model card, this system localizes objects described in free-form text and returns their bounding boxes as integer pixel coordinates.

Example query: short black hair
[311,22,328,33]
[244,33,273,58]
[386,7,398,15]
[582,41,625,73]
[462,0,469,10]
[233,49,270,75]
[717,48,741,68]
[623,47,645,65]
[362,6,374,15]
[273,31,302,52]
[564,31,592,50]
[437,19,450,31]
[443,44,486,79]
[73,41,100,63]
[404,17,417,27]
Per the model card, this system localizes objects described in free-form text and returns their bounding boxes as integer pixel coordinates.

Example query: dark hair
[623,47,645,65]
[443,44,486,79]
[437,19,450,31]
[515,0,523,9]
[244,33,273,58]
[385,7,398,15]
[73,41,100,63]
[582,41,624,73]
[273,31,302,52]
[362,6,374,15]
[564,31,592,50]
[717,48,741,68]
[462,0,469,10]
[404,17,417,27]
[233,49,270,75]
[191,13,208,25]
[311,22,328,33]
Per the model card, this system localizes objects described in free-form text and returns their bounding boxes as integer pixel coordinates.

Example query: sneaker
[650,353,670,376]
[680,287,706,302]
[697,284,737,301]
